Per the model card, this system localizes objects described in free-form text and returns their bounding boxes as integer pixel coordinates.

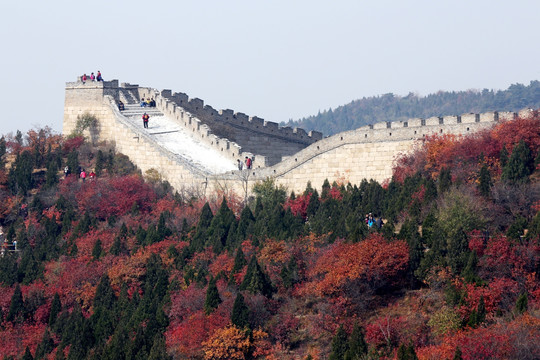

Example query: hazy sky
[2,0,539,136]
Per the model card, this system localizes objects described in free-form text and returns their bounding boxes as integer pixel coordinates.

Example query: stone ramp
[117,103,237,175]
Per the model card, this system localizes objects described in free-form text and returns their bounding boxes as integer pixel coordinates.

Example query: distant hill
[285,80,540,136]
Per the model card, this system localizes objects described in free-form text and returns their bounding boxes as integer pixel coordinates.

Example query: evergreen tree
[8,150,35,195]
[92,239,103,260]
[506,215,528,241]
[453,347,463,360]
[156,212,172,240]
[93,274,116,310]
[230,248,247,282]
[0,136,6,169]
[204,277,222,315]
[306,189,320,218]
[191,202,213,252]
[207,197,236,252]
[499,145,509,168]
[95,150,105,176]
[109,236,128,256]
[66,150,79,178]
[231,292,250,329]
[44,160,59,188]
[438,167,452,193]
[49,293,62,326]
[344,323,367,360]
[502,140,534,183]
[7,284,24,322]
[148,335,171,360]
[22,347,33,360]
[240,256,274,297]
[462,251,480,284]
[35,329,54,359]
[329,325,349,360]
[234,206,255,244]
[477,164,492,197]
[515,293,528,314]
[397,343,418,360]
[280,256,299,289]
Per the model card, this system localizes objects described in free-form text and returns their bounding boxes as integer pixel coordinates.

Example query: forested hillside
[285,80,540,135]
[0,114,539,359]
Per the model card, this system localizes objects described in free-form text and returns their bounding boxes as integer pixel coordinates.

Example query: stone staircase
[120,104,163,119]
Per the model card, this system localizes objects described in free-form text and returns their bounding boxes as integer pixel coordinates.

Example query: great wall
[63,78,530,196]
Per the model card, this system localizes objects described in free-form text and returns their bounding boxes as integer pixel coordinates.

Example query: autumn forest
[0,113,540,359]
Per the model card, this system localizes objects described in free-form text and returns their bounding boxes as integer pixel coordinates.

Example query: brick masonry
[63,78,530,196]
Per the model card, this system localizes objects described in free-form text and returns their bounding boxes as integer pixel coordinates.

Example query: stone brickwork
[64,77,532,197]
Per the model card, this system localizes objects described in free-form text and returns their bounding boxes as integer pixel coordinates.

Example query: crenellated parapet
[63,76,538,197]
[137,85,322,166]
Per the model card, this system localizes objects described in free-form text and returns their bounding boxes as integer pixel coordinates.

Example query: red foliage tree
[306,233,409,297]
[75,175,156,219]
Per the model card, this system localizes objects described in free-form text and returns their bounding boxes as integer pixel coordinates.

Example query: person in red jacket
[142,113,150,128]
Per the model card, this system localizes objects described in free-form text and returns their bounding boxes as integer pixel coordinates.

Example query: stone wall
[64,77,532,197]
[138,87,322,166]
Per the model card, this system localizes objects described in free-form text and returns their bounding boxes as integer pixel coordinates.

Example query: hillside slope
[286,80,540,136]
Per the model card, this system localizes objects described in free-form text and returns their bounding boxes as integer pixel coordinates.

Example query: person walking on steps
[142,113,150,128]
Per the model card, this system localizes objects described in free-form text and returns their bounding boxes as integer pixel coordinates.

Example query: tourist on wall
[90,72,96,81]
[140,98,147,107]
[96,71,103,81]
[82,74,87,84]
[143,113,150,128]
[237,159,244,170]
[117,100,125,111]
[150,98,156,107]
[245,156,252,169]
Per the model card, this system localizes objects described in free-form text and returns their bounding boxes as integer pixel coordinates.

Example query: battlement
[137,85,320,166]
[63,76,538,196]
[153,88,323,144]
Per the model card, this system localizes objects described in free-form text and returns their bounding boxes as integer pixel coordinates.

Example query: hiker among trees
[143,113,150,128]
[64,166,69,178]
[80,169,87,182]
[89,170,96,180]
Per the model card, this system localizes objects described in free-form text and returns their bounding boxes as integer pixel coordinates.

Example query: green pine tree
[438,167,452,193]
[92,239,103,260]
[231,292,250,329]
[204,277,222,315]
[477,164,492,197]
[22,347,34,360]
[453,346,463,360]
[502,140,534,183]
[240,256,274,297]
[329,325,349,360]
[34,329,54,359]
[344,323,367,360]
[499,146,509,168]
[515,293,528,314]
[49,292,62,326]
[7,284,24,322]
[191,202,213,252]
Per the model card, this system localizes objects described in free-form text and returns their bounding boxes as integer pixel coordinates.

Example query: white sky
[2,0,539,136]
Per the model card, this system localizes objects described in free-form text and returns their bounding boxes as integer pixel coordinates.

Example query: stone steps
[120,104,163,118]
